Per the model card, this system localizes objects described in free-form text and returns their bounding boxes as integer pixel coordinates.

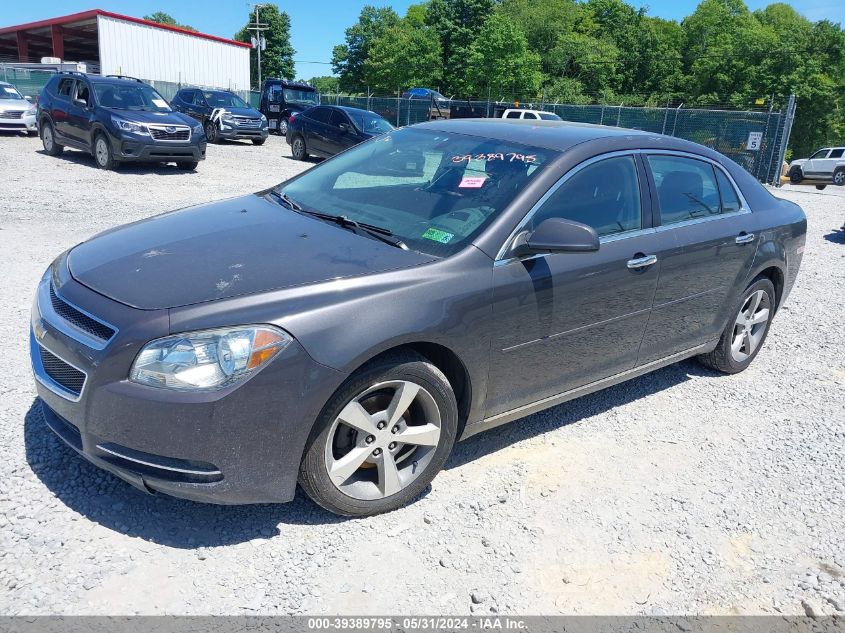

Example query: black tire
[93,132,118,170]
[176,161,198,170]
[204,121,219,144]
[697,276,776,374]
[252,138,266,146]
[291,135,308,160]
[816,184,827,191]
[833,167,845,186]
[40,120,63,156]
[789,166,803,184]
[299,351,458,517]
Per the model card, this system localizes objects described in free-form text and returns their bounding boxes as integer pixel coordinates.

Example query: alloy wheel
[293,138,304,158]
[324,380,442,500]
[95,138,109,167]
[42,126,53,151]
[280,119,288,135]
[730,289,771,362]
[834,171,845,185]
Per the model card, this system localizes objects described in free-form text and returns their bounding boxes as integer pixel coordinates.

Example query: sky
[1,0,841,80]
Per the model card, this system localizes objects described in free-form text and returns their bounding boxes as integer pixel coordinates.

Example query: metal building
[0,10,251,92]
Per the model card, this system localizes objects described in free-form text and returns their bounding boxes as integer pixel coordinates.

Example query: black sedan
[286,105,393,160]
[31,120,805,516]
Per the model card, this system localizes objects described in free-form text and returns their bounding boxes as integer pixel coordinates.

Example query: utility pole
[248,4,269,90]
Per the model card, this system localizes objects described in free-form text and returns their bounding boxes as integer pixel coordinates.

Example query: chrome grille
[232,116,261,128]
[148,125,190,141]
[0,110,24,119]
[49,283,116,342]
[39,346,86,396]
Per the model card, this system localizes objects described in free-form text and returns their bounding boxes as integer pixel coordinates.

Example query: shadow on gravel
[447,359,714,469]
[23,400,350,548]
[35,149,195,175]
[24,359,709,545]
[823,228,845,244]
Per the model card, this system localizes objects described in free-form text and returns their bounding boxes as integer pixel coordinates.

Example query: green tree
[464,13,542,98]
[235,5,295,88]
[143,11,196,31]
[308,76,340,94]
[425,0,495,95]
[363,20,442,94]
[331,6,401,93]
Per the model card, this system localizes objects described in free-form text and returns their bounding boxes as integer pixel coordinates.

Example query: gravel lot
[1,132,844,616]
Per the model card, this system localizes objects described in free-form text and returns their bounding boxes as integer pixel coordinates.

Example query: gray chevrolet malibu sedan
[31,120,806,516]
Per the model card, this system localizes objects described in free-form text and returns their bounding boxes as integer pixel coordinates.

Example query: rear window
[56,78,74,97]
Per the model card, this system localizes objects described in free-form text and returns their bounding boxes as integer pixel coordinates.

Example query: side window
[829,149,844,159]
[523,112,538,120]
[531,155,642,237]
[74,82,91,106]
[57,78,74,97]
[715,168,742,214]
[329,110,349,128]
[309,107,332,124]
[809,149,829,159]
[178,91,192,105]
[647,155,721,226]
[505,111,521,119]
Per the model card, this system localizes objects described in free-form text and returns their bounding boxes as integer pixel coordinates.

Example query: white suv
[501,108,562,121]
[788,147,845,188]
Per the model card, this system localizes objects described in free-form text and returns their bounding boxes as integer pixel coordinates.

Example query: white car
[0,82,37,135]
[501,108,562,121]
[788,147,845,188]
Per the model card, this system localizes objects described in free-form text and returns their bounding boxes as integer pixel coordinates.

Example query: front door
[636,153,757,363]
[486,154,660,417]
[66,80,93,146]
[803,149,830,178]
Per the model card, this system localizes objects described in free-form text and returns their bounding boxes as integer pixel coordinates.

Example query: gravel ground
[1,132,844,616]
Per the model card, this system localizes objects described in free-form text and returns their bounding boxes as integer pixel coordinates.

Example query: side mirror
[511,218,599,257]
[338,122,352,133]
[74,98,89,109]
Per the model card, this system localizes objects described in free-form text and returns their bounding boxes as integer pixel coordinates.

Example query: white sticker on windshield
[152,99,168,108]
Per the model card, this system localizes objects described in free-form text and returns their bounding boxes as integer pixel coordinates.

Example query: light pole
[248,4,268,90]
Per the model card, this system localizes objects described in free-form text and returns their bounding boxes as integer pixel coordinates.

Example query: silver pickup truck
[788,147,845,188]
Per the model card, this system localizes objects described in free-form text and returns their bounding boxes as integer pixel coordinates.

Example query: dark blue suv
[37,72,206,170]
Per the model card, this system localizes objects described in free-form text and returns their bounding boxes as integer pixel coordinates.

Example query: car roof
[331,105,381,117]
[415,119,660,151]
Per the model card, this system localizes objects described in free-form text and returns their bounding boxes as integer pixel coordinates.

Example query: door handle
[627,254,658,269]
[735,232,755,245]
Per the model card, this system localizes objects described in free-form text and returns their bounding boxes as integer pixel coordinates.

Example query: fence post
[600,103,605,125]
[756,98,775,181]
[616,102,623,127]
[772,94,797,186]
[670,103,683,137]
[661,99,670,135]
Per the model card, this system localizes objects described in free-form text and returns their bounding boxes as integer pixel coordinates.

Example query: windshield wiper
[267,189,303,211]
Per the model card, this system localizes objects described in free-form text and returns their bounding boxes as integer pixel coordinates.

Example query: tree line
[319,0,845,157]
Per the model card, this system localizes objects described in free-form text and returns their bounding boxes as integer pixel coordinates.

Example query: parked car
[259,79,319,135]
[37,73,206,170]
[0,81,37,135]
[31,120,806,516]
[401,87,450,120]
[286,105,393,160]
[788,147,845,188]
[171,88,268,145]
[501,108,562,121]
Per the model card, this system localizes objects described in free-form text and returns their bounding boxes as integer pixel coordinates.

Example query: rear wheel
[204,121,219,144]
[279,118,289,135]
[252,138,266,146]
[299,352,458,516]
[697,277,776,374]
[291,135,308,160]
[789,166,803,184]
[833,167,845,186]
[93,133,118,170]
[40,121,63,156]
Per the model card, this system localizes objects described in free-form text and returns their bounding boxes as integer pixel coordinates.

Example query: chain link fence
[1,63,794,185]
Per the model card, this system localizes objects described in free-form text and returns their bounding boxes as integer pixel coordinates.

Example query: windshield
[348,110,393,135]
[539,112,561,121]
[204,91,248,108]
[283,88,318,106]
[94,84,171,112]
[1,85,25,100]
[278,127,557,257]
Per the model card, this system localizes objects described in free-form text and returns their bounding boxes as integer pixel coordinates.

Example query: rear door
[51,77,75,139]
[328,110,359,153]
[486,153,661,416]
[636,152,758,364]
[817,148,844,177]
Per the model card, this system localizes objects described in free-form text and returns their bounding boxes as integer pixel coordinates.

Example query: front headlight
[112,116,149,135]
[25,106,36,116]
[130,325,291,391]
[222,113,235,122]
[260,114,267,122]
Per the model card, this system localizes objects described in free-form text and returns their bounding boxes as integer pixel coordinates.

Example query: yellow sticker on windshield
[422,228,454,244]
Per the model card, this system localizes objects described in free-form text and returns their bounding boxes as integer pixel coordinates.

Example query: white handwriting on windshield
[451,153,537,164]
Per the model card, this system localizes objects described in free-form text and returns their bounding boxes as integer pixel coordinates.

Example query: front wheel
[204,121,219,144]
[833,167,845,186]
[176,161,198,170]
[789,167,803,184]
[41,121,63,156]
[697,277,776,374]
[299,352,458,516]
[252,138,266,146]
[93,133,118,170]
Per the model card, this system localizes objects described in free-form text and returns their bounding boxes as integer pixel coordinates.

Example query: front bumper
[218,123,269,140]
[0,112,36,132]
[30,260,345,504]
[113,133,206,163]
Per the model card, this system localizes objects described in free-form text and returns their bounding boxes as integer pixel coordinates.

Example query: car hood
[68,194,435,310]
[104,109,195,126]
[0,98,30,111]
